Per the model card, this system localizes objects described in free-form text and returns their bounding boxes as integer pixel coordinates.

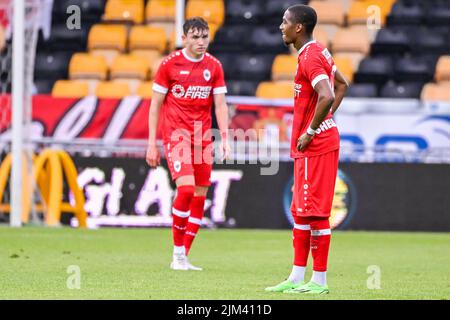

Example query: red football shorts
[164,139,213,186]
[291,149,339,218]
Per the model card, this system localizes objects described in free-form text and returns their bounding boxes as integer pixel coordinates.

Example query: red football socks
[184,196,206,256]
[172,185,195,247]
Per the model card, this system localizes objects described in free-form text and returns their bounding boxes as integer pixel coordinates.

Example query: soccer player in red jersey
[146,18,230,271]
[265,5,349,294]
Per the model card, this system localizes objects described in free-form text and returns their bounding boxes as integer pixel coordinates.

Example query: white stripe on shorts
[294,224,311,231]
[311,229,331,236]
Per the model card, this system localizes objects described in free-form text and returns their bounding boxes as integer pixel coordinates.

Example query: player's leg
[184,185,207,257]
[265,159,306,292]
[170,175,196,270]
[286,150,339,294]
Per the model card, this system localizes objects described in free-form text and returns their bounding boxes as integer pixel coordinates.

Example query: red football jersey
[291,40,340,158]
[153,49,227,144]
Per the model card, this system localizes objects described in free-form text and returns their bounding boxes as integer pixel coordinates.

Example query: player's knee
[309,217,330,230]
[176,185,195,203]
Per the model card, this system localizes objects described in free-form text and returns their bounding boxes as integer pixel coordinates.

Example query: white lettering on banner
[53,96,97,140]
[71,168,125,217]
[103,96,141,142]
[135,167,174,217]
[315,118,337,135]
[70,166,243,228]
[209,170,244,223]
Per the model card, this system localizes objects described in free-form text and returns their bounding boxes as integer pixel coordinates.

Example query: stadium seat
[226,0,264,24]
[35,52,72,81]
[40,23,88,52]
[371,28,410,55]
[346,83,378,98]
[426,5,450,26]
[95,81,131,98]
[353,56,393,84]
[209,25,252,53]
[88,24,128,64]
[394,57,434,83]
[103,0,145,24]
[131,49,162,75]
[435,56,450,83]
[137,81,154,98]
[150,55,166,79]
[249,27,289,54]
[226,80,259,96]
[69,53,108,81]
[52,0,105,24]
[271,54,297,81]
[256,81,293,99]
[314,25,329,48]
[421,83,450,101]
[347,0,395,26]
[234,54,275,82]
[332,26,370,70]
[265,0,308,23]
[34,79,56,95]
[186,0,225,27]
[380,81,424,99]
[52,80,89,98]
[412,29,447,56]
[387,2,424,26]
[146,0,176,22]
[333,55,354,83]
[309,1,345,25]
[110,54,150,81]
[129,25,167,53]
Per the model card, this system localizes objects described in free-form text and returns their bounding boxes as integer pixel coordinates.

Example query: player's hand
[220,139,231,161]
[146,144,160,168]
[296,133,314,151]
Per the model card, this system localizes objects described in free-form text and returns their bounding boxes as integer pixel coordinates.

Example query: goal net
[0,0,41,226]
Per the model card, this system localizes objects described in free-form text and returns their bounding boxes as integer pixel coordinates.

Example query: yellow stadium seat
[332,26,370,70]
[309,1,345,25]
[186,0,225,27]
[129,25,167,53]
[110,54,150,81]
[333,55,353,82]
[69,53,108,80]
[347,0,395,26]
[52,80,89,98]
[137,81,154,98]
[95,81,131,98]
[150,55,166,79]
[103,0,145,24]
[88,24,128,51]
[272,55,297,81]
[435,56,450,83]
[256,81,294,99]
[146,0,175,22]
[314,25,329,48]
[131,49,162,76]
[421,83,450,101]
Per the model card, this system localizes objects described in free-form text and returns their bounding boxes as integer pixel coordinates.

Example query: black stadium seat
[52,0,105,24]
[39,23,88,52]
[209,25,253,53]
[394,56,434,83]
[233,54,275,82]
[387,2,424,25]
[380,81,424,99]
[346,83,378,98]
[225,0,265,24]
[265,0,308,23]
[354,57,393,85]
[34,79,56,94]
[249,27,289,54]
[226,80,259,96]
[34,52,72,81]
[371,28,410,55]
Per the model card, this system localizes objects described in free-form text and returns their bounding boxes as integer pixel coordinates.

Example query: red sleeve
[303,51,329,89]
[212,62,227,95]
[152,60,170,94]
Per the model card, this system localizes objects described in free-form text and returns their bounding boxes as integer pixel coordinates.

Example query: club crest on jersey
[203,69,211,81]
[172,84,185,98]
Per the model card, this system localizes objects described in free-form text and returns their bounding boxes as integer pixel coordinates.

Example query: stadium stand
[95,81,131,98]
[52,80,90,98]
[32,0,449,101]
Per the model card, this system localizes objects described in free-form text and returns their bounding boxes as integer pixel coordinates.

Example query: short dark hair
[183,17,209,35]
[287,4,317,35]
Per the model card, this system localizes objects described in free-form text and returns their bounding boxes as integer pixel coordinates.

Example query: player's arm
[146,91,166,167]
[297,79,335,151]
[213,93,230,161]
[331,68,349,115]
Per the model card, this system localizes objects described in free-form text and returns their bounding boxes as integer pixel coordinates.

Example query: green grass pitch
[0,226,449,300]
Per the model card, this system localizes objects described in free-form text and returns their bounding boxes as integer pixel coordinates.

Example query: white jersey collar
[298,40,317,55]
[182,48,204,62]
